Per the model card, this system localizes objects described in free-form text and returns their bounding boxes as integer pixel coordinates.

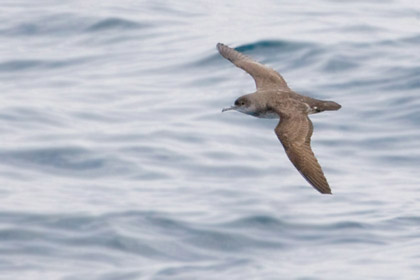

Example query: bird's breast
[253,109,279,119]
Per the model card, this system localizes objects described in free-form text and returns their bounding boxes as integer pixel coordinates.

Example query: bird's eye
[241,102,245,106]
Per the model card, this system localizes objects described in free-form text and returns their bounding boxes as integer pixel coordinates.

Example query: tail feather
[323,101,341,111]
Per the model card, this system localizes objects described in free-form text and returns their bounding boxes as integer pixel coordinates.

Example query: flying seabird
[217,43,341,194]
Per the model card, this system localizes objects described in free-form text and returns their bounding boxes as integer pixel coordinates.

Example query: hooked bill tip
[222,106,236,112]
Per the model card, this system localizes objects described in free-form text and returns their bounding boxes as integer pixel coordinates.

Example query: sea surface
[1,0,420,279]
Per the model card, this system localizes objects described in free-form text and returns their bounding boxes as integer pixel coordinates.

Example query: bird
[217,43,341,194]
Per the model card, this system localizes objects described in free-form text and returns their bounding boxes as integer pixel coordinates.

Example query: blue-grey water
[1,0,420,279]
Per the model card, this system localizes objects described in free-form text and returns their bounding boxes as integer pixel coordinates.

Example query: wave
[0,147,136,178]
[85,18,147,33]
[0,14,147,37]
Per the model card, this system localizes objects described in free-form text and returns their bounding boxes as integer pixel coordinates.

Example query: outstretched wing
[274,112,332,194]
[217,43,290,91]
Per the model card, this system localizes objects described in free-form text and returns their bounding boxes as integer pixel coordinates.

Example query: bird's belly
[252,110,279,119]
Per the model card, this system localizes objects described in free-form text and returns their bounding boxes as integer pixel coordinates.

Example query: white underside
[257,111,280,119]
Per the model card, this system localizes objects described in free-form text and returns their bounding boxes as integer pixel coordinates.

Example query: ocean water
[1,0,420,279]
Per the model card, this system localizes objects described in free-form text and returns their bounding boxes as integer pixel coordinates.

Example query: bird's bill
[222,105,238,112]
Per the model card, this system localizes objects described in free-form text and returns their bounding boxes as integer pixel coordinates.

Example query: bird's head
[222,95,257,116]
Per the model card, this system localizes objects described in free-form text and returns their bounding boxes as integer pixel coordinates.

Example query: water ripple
[0,147,136,178]
[85,17,147,32]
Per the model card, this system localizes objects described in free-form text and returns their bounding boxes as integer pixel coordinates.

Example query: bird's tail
[321,100,341,111]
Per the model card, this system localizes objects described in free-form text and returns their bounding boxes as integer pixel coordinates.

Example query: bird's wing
[217,43,290,91]
[274,111,331,194]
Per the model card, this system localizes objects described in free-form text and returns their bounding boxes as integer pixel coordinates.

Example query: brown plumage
[217,43,341,194]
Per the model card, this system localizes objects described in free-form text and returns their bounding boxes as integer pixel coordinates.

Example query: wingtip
[321,188,333,195]
[312,183,332,194]
[335,103,342,110]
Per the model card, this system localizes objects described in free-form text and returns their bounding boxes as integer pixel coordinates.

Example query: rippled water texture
[1,0,420,279]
